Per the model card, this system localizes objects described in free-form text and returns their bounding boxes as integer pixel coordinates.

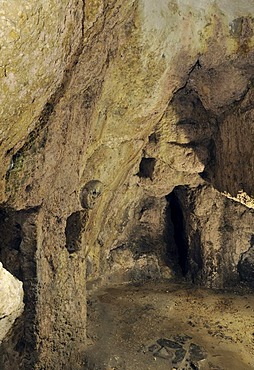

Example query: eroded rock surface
[0,0,254,368]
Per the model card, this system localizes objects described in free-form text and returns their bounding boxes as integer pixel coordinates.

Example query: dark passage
[166,189,189,276]
[0,206,39,369]
[65,210,87,253]
[138,157,156,180]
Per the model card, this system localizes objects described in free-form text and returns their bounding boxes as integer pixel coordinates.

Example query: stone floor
[85,280,254,370]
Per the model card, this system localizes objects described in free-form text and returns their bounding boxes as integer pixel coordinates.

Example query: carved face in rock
[80,180,103,209]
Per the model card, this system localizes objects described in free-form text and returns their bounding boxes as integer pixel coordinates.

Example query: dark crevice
[166,189,189,276]
[65,211,88,254]
[169,58,203,98]
[138,157,156,180]
[148,132,160,144]
[188,58,202,74]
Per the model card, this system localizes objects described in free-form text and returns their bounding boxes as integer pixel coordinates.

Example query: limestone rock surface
[172,185,254,288]
[0,0,254,369]
[0,0,84,199]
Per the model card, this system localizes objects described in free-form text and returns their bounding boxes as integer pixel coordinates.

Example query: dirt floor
[84,280,254,370]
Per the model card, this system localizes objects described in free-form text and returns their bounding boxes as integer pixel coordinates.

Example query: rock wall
[0,0,254,368]
[0,0,84,199]
[171,185,254,288]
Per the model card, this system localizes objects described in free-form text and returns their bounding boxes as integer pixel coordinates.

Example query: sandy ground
[85,280,254,370]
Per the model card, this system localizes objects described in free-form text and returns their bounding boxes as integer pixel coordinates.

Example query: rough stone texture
[104,196,173,285]
[0,263,23,343]
[0,0,254,368]
[0,0,84,199]
[173,185,254,288]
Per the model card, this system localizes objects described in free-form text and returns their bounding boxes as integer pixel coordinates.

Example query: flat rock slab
[148,336,207,368]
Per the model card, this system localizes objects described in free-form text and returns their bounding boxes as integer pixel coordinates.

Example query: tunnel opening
[166,188,189,276]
